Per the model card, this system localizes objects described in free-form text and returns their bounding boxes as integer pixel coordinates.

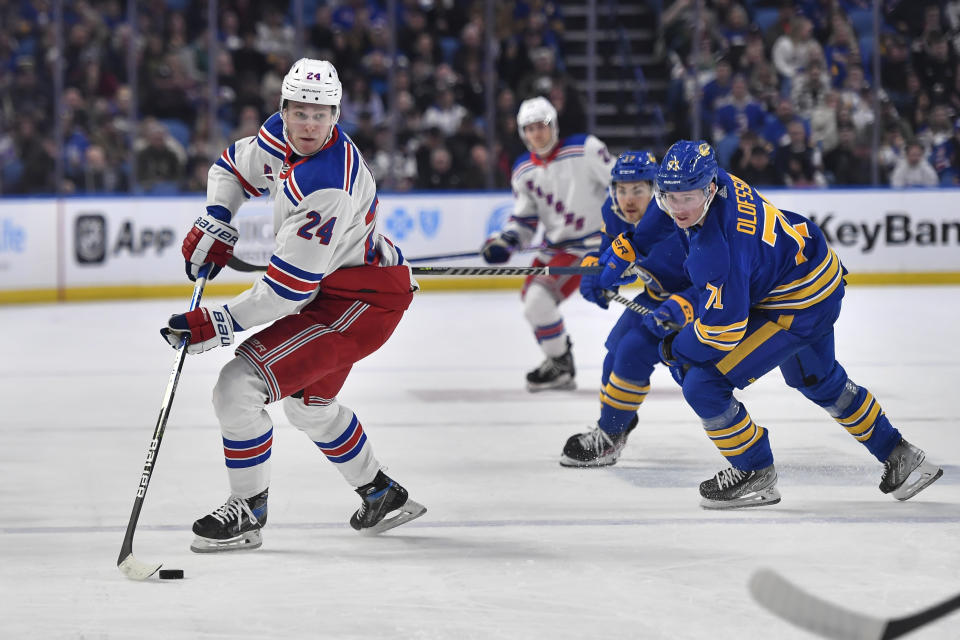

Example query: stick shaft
[117,265,209,568]
[227,256,599,276]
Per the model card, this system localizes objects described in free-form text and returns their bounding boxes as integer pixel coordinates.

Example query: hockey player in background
[561,151,688,466]
[161,58,426,552]
[601,139,942,508]
[481,96,615,391]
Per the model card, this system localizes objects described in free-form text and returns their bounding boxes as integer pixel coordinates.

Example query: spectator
[135,119,185,192]
[340,76,385,135]
[914,31,957,103]
[416,146,463,190]
[809,90,840,153]
[773,119,826,186]
[79,144,128,193]
[422,86,468,137]
[889,141,939,187]
[737,143,779,186]
[771,16,823,93]
[762,97,807,147]
[919,104,957,183]
[713,74,767,139]
[791,55,831,118]
[823,124,871,185]
[878,125,907,180]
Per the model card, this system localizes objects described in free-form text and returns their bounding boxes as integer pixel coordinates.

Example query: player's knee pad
[681,365,736,419]
[283,398,351,443]
[213,357,271,429]
[823,378,860,418]
[782,358,850,409]
[523,282,561,327]
[611,328,659,382]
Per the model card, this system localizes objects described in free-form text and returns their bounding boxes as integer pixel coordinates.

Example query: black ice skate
[699,464,781,509]
[560,416,638,467]
[879,438,943,500]
[350,470,426,534]
[190,489,268,553]
[526,337,576,392]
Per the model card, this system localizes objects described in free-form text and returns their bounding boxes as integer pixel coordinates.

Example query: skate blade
[190,529,263,553]
[359,499,427,535]
[893,461,943,501]
[559,454,618,468]
[700,487,782,510]
[526,378,576,393]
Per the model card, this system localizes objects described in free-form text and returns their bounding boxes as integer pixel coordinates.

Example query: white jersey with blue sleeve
[501,134,614,255]
[204,113,404,330]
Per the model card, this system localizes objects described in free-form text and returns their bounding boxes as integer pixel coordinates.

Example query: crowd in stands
[1,0,959,194]
[661,0,960,187]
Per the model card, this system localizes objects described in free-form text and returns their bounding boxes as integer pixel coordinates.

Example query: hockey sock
[223,426,274,498]
[599,373,649,434]
[535,320,568,357]
[703,402,772,471]
[829,384,902,462]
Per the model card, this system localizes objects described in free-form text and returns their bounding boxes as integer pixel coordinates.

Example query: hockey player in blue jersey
[613,139,943,508]
[560,151,689,467]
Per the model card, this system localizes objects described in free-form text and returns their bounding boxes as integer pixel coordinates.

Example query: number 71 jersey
[672,168,846,365]
[505,134,614,253]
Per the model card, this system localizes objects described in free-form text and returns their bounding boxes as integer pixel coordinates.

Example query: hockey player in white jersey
[481,96,615,391]
[161,58,426,552]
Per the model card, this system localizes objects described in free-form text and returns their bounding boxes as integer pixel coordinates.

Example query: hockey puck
[158,569,184,580]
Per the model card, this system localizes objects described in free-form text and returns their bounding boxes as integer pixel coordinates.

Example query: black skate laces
[715,467,747,489]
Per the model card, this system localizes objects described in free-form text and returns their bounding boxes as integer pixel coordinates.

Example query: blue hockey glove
[598,233,639,289]
[481,231,521,264]
[643,294,695,338]
[578,254,609,309]
[659,333,689,385]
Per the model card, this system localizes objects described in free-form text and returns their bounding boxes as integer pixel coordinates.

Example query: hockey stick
[117,263,211,581]
[226,255,600,276]
[407,239,592,263]
[749,568,960,639]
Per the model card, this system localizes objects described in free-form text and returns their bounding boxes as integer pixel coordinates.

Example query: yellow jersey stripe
[609,373,651,394]
[720,426,765,456]
[601,394,643,411]
[836,393,876,426]
[603,384,648,404]
[766,250,835,295]
[716,320,784,375]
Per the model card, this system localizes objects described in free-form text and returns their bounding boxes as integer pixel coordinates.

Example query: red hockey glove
[182,211,239,281]
[161,306,237,354]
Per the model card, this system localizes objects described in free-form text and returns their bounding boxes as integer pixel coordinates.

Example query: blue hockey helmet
[611,150,659,184]
[655,140,718,193]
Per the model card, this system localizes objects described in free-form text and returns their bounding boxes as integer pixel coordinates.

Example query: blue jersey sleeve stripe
[257,137,286,160]
[263,277,315,301]
[269,255,324,281]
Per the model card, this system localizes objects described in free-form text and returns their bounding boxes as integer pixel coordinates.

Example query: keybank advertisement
[767,189,960,272]
[0,190,958,295]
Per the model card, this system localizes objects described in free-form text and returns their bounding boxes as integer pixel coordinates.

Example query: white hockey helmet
[280,58,342,154]
[516,96,559,154]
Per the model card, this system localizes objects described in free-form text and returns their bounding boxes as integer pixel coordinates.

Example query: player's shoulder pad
[687,215,731,285]
[283,126,362,204]
[511,150,535,180]
[256,112,287,160]
[561,133,589,148]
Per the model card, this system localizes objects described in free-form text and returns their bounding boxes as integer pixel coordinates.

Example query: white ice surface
[1,286,958,639]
